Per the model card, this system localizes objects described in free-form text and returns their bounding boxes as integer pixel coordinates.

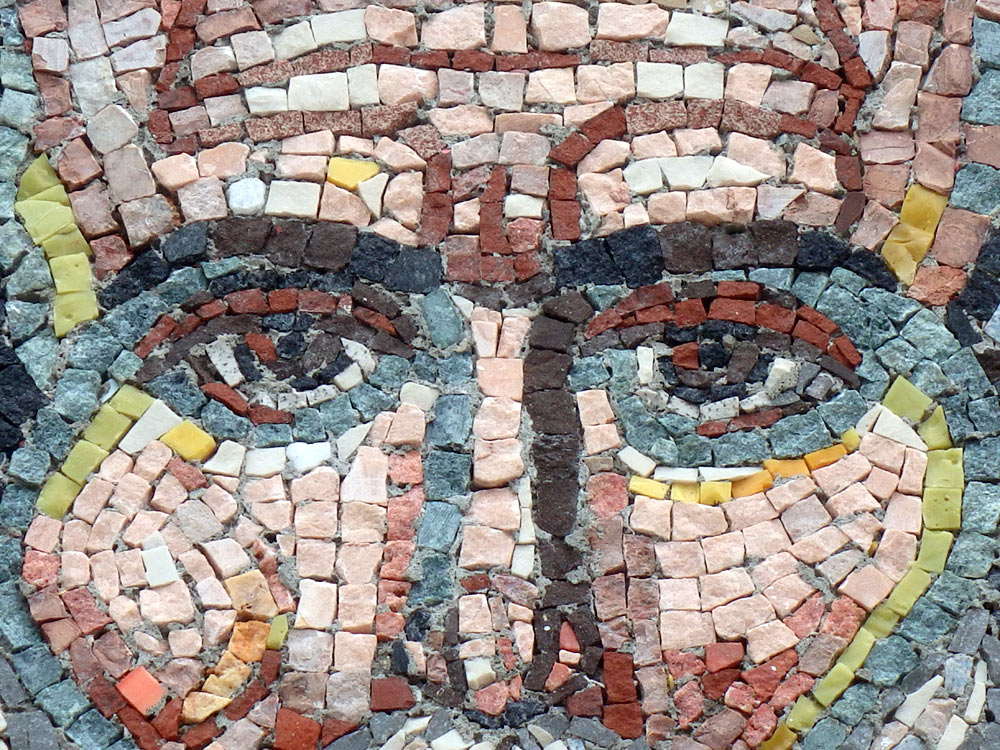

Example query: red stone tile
[792,319,830,351]
[226,289,268,314]
[755,303,796,333]
[549,133,594,167]
[603,651,637,703]
[62,588,112,635]
[709,298,755,325]
[370,677,415,712]
[495,52,579,71]
[675,298,708,327]
[703,668,740,700]
[626,101,687,134]
[249,406,293,425]
[672,342,699,370]
[550,200,582,241]
[274,708,321,750]
[166,457,208,490]
[717,281,759,300]
[453,50,493,71]
[581,106,627,142]
[567,685,603,717]
[602,702,643,739]
[180,718,220,749]
[201,383,249,416]
[673,681,705,728]
[705,642,745,673]
[151,698,182,740]
[742,649,797,702]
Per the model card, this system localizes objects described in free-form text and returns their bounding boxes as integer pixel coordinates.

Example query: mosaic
[2,0,1000,748]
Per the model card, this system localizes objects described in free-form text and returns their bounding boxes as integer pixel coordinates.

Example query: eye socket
[572,277,863,465]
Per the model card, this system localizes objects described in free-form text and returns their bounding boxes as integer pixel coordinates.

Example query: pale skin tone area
[48,295,925,739]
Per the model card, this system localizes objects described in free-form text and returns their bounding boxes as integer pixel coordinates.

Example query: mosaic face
[3,0,1000,749]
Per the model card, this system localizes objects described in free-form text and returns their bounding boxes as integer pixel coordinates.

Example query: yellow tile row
[881,184,949,285]
[626,439,860,507]
[772,380,958,746]
[37,385,218,518]
[15,156,99,337]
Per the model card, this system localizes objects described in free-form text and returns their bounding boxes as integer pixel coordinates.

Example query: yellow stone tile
[108,385,155,419]
[203,651,251,698]
[82,406,133,451]
[915,530,953,573]
[922,487,962,530]
[628,476,668,500]
[160,421,216,462]
[881,236,920,285]
[864,604,900,639]
[763,458,810,479]
[42,225,91,259]
[882,377,933,422]
[16,155,61,200]
[180,692,230,723]
[759,725,797,750]
[53,290,99,337]
[31,183,70,206]
[699,481,732,506]
[36,472,82,519]
[841,428,861,452]
[924,448,963,489]
[326,158,380,190]
[918,406,952,450]
[813,663,854,706]
[670,483,700,503]
[731,470,772,498]
[224,570,279,620]
[61,440,110,484]
[837,628,876,673]
[50,253,93,294]
[14,200,75,243]
[228,621,270,662]
[785,696,822,731]
[803,444,846,471]
[885,567,932,617]
[899,183,949,235]
[267,615,288,650]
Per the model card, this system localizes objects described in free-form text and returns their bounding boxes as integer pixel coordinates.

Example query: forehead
[47,0,879,254]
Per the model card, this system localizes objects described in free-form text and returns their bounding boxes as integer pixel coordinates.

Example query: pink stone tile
[864,466,900,501]
[749,551,799,590]
[459,526,516,570]
[765,476,818,513]
[811,452,873,497]
[788,527,850,564]
[723,492,779,529]
[654,541,706,578]
[699,569,754,611]
[73,477,115,524]
[779,496,831,543]
[658,611,716,651]
[883,493,923,535]
[742,520,791,558]
[711,595,776,641]
[701,530,745,574]
[24,515,62,552]
[838,564,895,611]
[672,503,728,541]
[98,451,134,482]
[746,620,799,663]
[762,573,815,618]
[826,483,881,517]
[897,448,927,495]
